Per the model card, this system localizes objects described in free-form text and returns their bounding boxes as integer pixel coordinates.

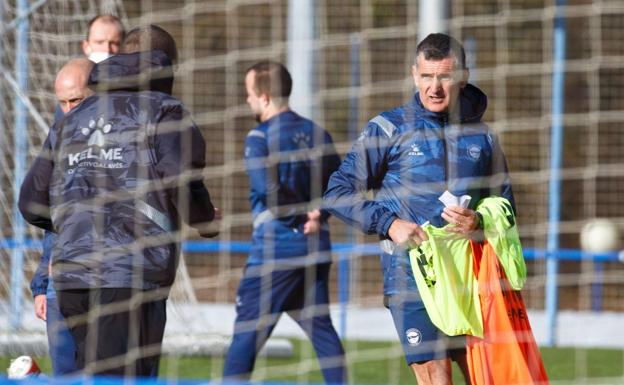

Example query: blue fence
[2,238,621,342]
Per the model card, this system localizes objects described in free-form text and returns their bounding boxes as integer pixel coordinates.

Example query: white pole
[419,0,449,41]
[287,0,315,119]
[10,0,29,331]
[0,0,5,234]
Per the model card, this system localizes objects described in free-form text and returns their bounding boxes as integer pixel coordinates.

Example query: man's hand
[303,209,321,235]
[199,207,222,238]
[213,207,222,221]
[441,205,480,236]
[34,294,47,321]
[388,218,428,248]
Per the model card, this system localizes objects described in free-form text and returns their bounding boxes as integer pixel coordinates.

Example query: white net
[1,0,624,383]
[0,0,128,314]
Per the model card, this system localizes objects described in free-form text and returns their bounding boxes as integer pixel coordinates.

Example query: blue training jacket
[244,111,341,266]
[323,84,515,295]
[30,231,55,297]
[30,106,64,298]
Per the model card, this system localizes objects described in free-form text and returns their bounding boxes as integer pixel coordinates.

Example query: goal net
[1,0,624,383]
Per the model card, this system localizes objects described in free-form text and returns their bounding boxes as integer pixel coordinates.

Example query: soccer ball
[7,356,41,379]
[580,218,621,253]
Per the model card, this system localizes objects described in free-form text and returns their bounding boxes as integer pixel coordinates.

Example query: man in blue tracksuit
[222,61,346,383]
[323,34,515,385]
[29,58,96,376]
[30,232,77,375]
[19,26,217,377]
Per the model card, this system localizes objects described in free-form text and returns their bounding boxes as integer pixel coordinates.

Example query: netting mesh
[1,0,624,382]
[0,0,126,303]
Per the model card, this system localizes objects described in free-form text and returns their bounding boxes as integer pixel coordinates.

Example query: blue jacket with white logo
[323,84,515,294]
[244,111,341,265]
[19,51,216,291]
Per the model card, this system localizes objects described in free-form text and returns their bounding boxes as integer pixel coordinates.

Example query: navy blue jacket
[19,51,216,290]
[323,84,515,294]
[30,106,63,298]
[30,231,55,297]
[245,111,341,265]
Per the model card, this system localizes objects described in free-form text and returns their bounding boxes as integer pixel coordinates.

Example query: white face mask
[88,51,112,64]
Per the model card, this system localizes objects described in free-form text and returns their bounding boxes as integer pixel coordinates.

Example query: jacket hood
[413,83,487,124]
[88,50,174,95]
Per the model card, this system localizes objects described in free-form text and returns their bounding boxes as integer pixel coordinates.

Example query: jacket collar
[260,110,298,128]
[88,50,174,95]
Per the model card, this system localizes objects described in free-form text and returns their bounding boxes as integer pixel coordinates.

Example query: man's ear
[459,68,469,88]
[260,93,271,107]
[411,65,419,87]
[82,40,91,56]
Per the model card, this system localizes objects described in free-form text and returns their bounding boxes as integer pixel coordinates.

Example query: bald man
[82,15,124,63]
[55,58,94,114]
[28,58,94,376]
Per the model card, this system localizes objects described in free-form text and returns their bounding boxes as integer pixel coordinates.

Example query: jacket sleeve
[244,131,273,217]
[322,121,398,236]
[318,131,342,222]
[488,132,516,213]
[154,102,216,235]
[29,231,54,297]
[19,135,54,232]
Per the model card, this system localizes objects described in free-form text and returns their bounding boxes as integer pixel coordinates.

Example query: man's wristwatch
[475,211,484,230]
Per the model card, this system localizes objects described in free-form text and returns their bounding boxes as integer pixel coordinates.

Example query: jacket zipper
[442,116,449,191]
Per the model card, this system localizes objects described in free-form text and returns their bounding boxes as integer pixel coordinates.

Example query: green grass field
[2,339,623,383]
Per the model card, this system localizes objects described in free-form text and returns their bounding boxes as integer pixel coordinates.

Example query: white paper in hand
[438,190,472,209]
[459,194,472,209]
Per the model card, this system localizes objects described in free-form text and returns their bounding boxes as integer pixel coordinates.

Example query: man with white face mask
[82,14,125,63]
[21,25,218,377]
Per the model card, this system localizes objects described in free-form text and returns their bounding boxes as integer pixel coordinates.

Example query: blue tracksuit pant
[46,280,77,375]
[223,263,346,384]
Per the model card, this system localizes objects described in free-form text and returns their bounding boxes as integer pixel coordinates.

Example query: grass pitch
[1,339,623,383]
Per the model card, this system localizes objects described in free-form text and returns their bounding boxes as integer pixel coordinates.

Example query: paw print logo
[409,143,424,156]
[81,117,112,147]
[292,131,310,149]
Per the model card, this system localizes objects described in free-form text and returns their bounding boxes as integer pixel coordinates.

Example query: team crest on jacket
[405,328,422,346]
[467,144,482,160]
